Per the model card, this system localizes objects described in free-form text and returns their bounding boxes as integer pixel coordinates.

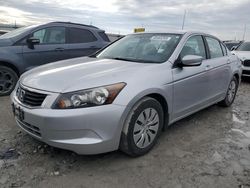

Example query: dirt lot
[0,79,250,188]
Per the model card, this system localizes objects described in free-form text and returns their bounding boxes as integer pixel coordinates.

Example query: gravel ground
[0,78,250,188]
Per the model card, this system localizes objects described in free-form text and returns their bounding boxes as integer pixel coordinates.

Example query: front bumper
[242,65,250,77]
[11,92,126,155]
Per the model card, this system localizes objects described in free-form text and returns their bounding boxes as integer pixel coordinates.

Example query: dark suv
[0,22,110,96]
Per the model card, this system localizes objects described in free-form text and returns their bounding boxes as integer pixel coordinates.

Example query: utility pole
[242,24,246,41]
[182,10,187,30]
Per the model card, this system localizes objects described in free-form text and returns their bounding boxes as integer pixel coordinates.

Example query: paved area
[0,78,250,188]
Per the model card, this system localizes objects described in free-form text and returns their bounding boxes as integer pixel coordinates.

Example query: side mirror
[27,37,40,49]
[181,55,203,67]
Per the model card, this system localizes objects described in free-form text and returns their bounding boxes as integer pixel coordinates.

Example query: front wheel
[218,76,239,107]
[120,97,164,157]
[0,66,18,96]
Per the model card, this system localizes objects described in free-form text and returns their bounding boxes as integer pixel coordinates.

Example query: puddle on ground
[232,114,245,124]
[231,129,250,138]
[230,128,250,150]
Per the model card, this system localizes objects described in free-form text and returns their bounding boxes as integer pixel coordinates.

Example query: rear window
[68,28,97,43]
[98,32,110,42]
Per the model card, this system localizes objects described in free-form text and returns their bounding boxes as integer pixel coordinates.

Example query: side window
[33,27,66,44]
[205,37,223,58]
[68,28,97,43]
[180,35,206,59]
[33,29,45,42]
[98,32,110,42]
[220,43,227,56]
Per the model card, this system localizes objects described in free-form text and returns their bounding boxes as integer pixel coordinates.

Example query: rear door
[204,36,231,99]
[66,27,101,58]
[22,26,69,70]
[172,35,212,120]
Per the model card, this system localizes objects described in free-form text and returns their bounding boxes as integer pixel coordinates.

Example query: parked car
[11,31,242,156]
[0,30,7,35]
[232,41,250,77]
[223,40,243,51]
[0,22,110,96]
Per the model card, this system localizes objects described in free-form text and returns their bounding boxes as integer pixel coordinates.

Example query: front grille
[243,60,250,67]
[16,86,47,107]
[17,119,41,137]
[242,70,250,75]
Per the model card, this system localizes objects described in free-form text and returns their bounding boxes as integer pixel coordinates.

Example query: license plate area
[12,103,25,121]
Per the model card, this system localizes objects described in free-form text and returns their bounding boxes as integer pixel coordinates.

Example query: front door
[172,35,211,121]
[22,26,69,71]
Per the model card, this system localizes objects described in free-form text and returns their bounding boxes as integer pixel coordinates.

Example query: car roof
[44,21,100,29]
[129,30,210,36]
[128,31,222,40]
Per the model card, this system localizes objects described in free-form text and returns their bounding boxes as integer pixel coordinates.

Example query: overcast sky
[0,0,249,40]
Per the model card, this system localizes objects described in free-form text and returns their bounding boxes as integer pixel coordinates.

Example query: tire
[120,97,164,157]
[0,66,18,96]
[218,76,238,107]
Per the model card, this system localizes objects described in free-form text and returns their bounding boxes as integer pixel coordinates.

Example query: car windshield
[97,33,182,63]
[0,25,37,39]
[236,42,250,51]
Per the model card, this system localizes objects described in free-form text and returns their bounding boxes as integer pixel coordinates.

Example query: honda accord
[11,31,242,156]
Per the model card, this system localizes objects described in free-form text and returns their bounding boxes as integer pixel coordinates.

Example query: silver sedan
[11,31,242,156]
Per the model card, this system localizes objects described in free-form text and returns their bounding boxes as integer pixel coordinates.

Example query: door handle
[227,59,231,64]
[90,46,97,48]
[54,48,65,52]
[205,65,213,71]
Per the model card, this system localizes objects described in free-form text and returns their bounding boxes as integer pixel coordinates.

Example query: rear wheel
[0,66,18,96]
[218,76,238,107]
[120,97,164,157]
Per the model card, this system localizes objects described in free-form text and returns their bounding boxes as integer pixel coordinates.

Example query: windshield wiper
[100,56,160,64]
[109,57,136,62]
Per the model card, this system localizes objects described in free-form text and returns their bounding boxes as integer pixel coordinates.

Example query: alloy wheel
[0,69,15,95]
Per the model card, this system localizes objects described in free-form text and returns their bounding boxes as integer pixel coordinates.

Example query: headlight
[240,60,244,65]
[53,82,126,109]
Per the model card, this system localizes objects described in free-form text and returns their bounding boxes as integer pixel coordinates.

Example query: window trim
[220,42,228,56]
[204,36,224,59]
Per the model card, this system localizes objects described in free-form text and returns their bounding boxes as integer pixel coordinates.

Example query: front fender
[115,85,173,143]
[0,46,24,73]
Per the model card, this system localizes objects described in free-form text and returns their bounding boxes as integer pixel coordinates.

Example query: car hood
[20,57,154,93]
[232,51,250,60]
[0,38,13,47]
